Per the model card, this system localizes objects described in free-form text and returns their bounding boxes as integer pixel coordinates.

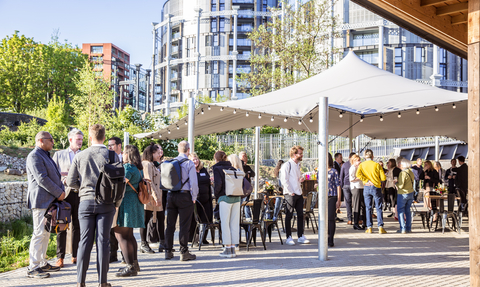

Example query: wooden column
[468,0,480,285]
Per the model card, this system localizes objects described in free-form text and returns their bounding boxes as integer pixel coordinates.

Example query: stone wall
[0,182,30,222]
[0,112,47,131]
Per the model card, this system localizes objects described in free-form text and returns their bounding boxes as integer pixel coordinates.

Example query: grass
[0,216,57,273]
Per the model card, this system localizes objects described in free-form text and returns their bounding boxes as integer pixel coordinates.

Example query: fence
[216,133,459,167]
[0,182,29,222]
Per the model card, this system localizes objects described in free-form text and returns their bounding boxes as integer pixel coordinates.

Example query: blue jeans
[77,200,115,284]
[397,192,414,232]
[363,186,384,228]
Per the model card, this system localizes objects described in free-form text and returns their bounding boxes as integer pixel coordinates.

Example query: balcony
[229,38,252,46]
[232,0,254,3]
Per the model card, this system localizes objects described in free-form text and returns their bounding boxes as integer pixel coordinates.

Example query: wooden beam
[468,1,480,286]
[420,0,451,7]
[452,13,468,24]
[436,2,469,16]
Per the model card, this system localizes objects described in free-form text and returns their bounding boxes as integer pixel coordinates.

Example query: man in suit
[455,156,468,213]
[66,124,119,287]
[26,131,65,279]
[107,136,122,263]
[53,128,84,267]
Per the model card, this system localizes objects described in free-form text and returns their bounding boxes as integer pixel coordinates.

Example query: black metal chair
[455,188,468,233]
[443,193,459,233]
[191,201,221,251]
[240,198,266,251]
[262,197,284,245]
[410,203,430,230]
[304,192,318,234]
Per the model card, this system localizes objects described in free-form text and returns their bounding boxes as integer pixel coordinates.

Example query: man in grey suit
[52,128,84,267]
[26,131,65,279]
[66,124,119,287]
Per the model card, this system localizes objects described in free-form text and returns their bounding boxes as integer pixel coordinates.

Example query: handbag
[126,178,151,205]
[242,177,253,198]
[223,169,245,197]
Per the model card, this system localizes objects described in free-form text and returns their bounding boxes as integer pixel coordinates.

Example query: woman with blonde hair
[188,152,213,244]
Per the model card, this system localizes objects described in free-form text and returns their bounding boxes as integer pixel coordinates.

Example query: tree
[0,31,44,113]
[239,0,342,96]
[44,95,70,135]
[72,59,114,133]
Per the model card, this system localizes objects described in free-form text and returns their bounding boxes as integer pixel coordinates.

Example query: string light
[380,115,384,122]
[246,112,249,117]
[220,107,224,111]
[176,125,180,130]
[360,115,364,122]
[208,105,211,110]
[233,109,237,114]
[453,103,456,109]
[258,113,262,119]
[271,116,274,121]
[416,109,420,115]
[339,111,343,118]
[284,117,288,122]
[309,116,313,123]
[298,120,302,125]
[159,134,162,138]
[435,106,439,112]
[185,121,188,125]
[201,108,204,115]
[168,130,171,134]
[398,112,401,118]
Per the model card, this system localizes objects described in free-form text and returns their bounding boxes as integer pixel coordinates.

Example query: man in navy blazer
[26,131,65,279]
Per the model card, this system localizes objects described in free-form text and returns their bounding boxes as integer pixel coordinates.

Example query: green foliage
[72,59,114,133]
[194,135,244,160]
[176,94,222,120]
[238,0,342,96]
[44,96,70,135]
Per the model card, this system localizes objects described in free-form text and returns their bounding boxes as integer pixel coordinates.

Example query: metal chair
[240,198,266,251]
[191,201,222,250]
[410,203,430,230]
[304,192,318,234]
[262,197,284,245]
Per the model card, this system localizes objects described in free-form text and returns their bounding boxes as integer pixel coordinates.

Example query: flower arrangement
[436,184,447,195]
[264,181,275,191]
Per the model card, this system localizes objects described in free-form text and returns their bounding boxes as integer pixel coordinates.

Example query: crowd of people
[24,124,469,286]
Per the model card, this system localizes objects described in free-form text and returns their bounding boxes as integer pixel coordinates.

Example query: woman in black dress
[188,152,213,244]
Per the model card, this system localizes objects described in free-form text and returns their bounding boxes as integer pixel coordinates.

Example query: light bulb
[176,125,180,130]
[201,108,204,115]
[360,117,364,122]
[168,130,171,134]
[220,107,224,111]
[159,134,162,138]
[309,116,313,123]
[246,112,249,117]
[233,109,237,114]
[398,112,401,118]
[271,116,274,121]
[284,117,288,122]
[453,103,456,109]
[185,121,188,125]
[380,115,383,122]
[339,112,343,118]
[258,113,262,119]
[208,105,211,110]
[435,106,439,111]
[416,109,420,115]
[298,120,302,125]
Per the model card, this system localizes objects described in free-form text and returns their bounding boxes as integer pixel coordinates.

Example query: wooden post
[468,0,480,285]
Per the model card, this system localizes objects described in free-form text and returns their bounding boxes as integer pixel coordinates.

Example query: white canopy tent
[136,52,467,142]
[136,51,468,261]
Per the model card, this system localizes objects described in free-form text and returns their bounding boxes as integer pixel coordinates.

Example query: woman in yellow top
[395,158,415,233]
[356,149,387,234]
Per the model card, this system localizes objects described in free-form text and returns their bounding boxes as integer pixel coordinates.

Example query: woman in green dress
[115,145,145,277]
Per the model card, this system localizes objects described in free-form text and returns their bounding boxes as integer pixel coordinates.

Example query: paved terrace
[0,205,470,287]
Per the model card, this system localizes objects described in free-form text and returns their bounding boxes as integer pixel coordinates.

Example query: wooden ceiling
[350,0,469,58]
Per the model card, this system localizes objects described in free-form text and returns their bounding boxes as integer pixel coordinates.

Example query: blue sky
[0,0,167,68]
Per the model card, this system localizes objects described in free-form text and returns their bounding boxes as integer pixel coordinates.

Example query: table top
[424,194,460,200]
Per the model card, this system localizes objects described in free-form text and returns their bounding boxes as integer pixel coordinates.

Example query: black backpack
[95,150,125,205]
[160,158,189,191]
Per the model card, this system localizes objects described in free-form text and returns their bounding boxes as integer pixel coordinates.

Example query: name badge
[200,173,207,176]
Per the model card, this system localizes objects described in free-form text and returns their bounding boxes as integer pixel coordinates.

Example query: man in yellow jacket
[356,149,387,234]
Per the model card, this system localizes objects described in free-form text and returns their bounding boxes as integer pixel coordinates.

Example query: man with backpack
[26,131,66,279]
[66,124,122,287]
[163,141,198,261]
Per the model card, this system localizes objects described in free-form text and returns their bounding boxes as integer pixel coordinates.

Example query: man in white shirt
[281,145,310,245]
[108,137,123,163]
[52,128,83,267]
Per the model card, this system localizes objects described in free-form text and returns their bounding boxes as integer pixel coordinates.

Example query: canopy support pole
[349,114,353,154]
[435,136,440,161]
[188,97,195,153]
[124,132,129,146]
[254,126,260,198]
[318,97,328,261]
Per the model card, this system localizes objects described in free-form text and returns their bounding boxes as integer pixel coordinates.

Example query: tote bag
[223,169,245,197]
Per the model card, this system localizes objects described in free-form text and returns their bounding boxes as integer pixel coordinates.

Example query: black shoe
[353,224,365,230]
[158,242,166,253]
[140,241,155,254]
[387,213,394,218]
[180,251,196,261]
[328,243,334,247]
[335,217,344,223]
[202,239,210,245]
[115,264,137,277]
[165,251,174,260]
[40,263,61,272]
[26,267,50,279]
[109,257,118,263]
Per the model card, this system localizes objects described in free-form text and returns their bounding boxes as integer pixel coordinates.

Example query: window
[91,56,103,62]
[414,47,426,62]
[205,61,211,74]
[219,3,225,11]
[212,4,216,11]
[213,61,219,74]
[211,19,217,32]
[395,47,402,76]
[91,46,103,54]
[214,34,219,46]
[219,19,225,32]
[395,47,402,62]
[439,48,447,78]
[352,33,379,46]
[210,90,217,100]
[205,35,211,46]
[94,64,103,70]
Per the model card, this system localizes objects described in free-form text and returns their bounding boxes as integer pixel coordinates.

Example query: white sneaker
[285,236,296,245]
[298,235,310,244]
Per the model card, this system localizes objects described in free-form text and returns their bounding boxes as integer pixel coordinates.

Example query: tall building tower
[82,43,132,109]
[153,0,281,116]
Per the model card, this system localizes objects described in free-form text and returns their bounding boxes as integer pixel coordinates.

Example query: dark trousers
[328,196,337,246]
[77,200,115,284]
[343,186,352,222]
[413,180,420,201]
[284,194,304,238]
[109,229,118,260]
[165,192,194,254]
[57,190,80,259]
[352,187,366,226]
[140,210,164,243]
